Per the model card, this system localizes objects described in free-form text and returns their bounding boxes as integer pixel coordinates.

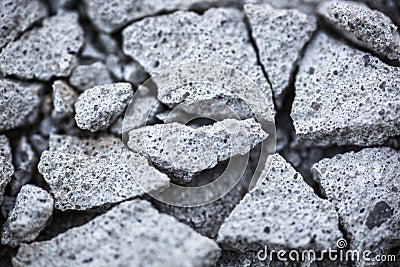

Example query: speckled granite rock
[0,0,47,49]
[0,136,13,204]
[51,80,78,119]
[75,83,133,132]
[13,200,221,267]
[291,33,400,146]
[245,4,317,107]
[312,147,400,260]
[217,154,341,252]
[69,62,112,91]
[0,79,42,131]
[1,185,53,247]
[128,118,267,182]
[0,13,84,81]
[38,135,170,210]
[318,0,400,62]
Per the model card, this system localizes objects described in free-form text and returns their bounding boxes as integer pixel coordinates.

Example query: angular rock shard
[69,62,113,92]
[0,13,84,81]
[38,135,170,210]
[217,154,342,252]
[74,83,133,132]
[123,8,275,115]
[0,136,13,204]
[291,33,400,146]
[0,0,47,49]
[245,4,317,107]
[1,185,53,247]
[318,1,400,63]
[0,78,42,131]
[127,118,267,182]
[13,200,220,267]
[312,147,400,259]
[51,80,78,119]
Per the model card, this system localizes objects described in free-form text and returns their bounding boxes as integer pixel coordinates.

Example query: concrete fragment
[245,4,317,107]
[98,33,118,54]
[0,0,47,49]
[291,33,400,146]
[127,119,267,182]
[69,62,112,91]
[1,185,53,247]
[80,43,105,61]
[9,137,38,195]
[0,79,42,131]
[0,13,84,81]
[105,54,123,80]
[312,147,400,259]
[0,136,13,204]
[51,80,78,119]
[318,0,400,62]
[123,8,275,113]
[217,154,342,252]
[75,83,133,132]
[13,200,221,267]
[123,60,148,85]
[38,134,169,210]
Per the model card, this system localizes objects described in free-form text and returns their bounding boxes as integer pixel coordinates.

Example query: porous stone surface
[9,137,38,195]
[318,0,400,62]
[245,4,317,107]
[0,13,84,81]
[122,8,275,113]
[217,154,342,252]
[0,0,48,49]
[13,200,221,267]
[291,33,400,146]
[0,136,13,204]
[51,80,78,119]
[1,185,53,247]
[69,62,112,91]
[0,79,42,132]
[75,83,133,132]
[312,147,400,258]
[127,118,267,182]
[38,134,170,210]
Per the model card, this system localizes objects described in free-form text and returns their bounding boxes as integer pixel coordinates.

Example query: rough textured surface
[69,62,113,91]
[128,118,267,182]
[1,185,53,247]
[75,83,133,132]
[0,0,48,49]
[318,1,400,62]
[312,148,400,258]
[0,13,84,81]
[291,33,400,146]
[245,4,317,107]
[123,8,274,113]
[13,200,221,267]
[217,154,342,252]
[38,134,170,210]
[9,137,38,195]
[0,136,13,204]
[51,80,78,119]
[0,79,42,132]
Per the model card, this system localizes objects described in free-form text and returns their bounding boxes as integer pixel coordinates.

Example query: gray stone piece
[127,118,268,182]
[51,80,78,119]
[123,60,148,85]
[122,8,275,114]
[1,196,15,219]
[291,33,400,146]
[0,0,48,49]
[9,137,38,195]
[0,135,13,204]
[38,134,170,210]
[0,13,84,81]
[105,54,124,80]
[0,79,42,132]
[312,147,400,260]
[13,200,221,267]
[318,0,400,62]
[75,83,133,132]
[217,154,342,252]
[1,185,53,247]
[69,62,113,91]
[245,4,317,107]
